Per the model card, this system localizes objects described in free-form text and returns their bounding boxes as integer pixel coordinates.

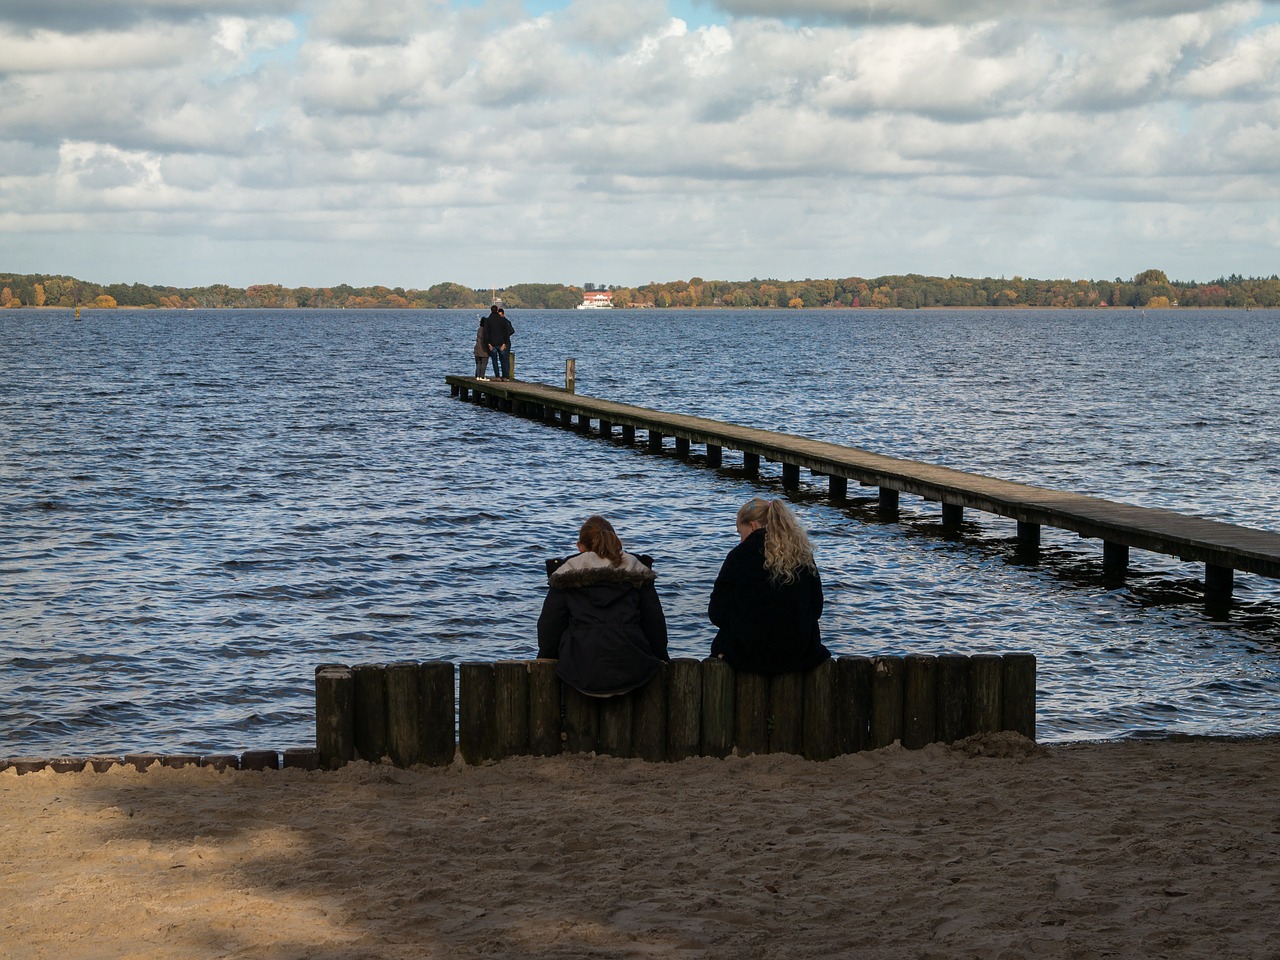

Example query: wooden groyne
[313,654,1036,768]
[445,375,1280,603]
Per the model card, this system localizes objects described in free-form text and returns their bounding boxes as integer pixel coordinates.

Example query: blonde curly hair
[737,497,816,585]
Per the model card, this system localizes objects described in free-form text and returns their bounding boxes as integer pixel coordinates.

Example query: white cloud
[1,0,1278,286]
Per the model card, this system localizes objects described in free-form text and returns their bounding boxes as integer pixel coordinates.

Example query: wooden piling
[563,685,600,754]
[903,654,938,749]
[870,656,905,748]
[528,659,562,756]
[598,696,633,757]
[459,662,496,764]
[385,661,423,767]
[935,654,970,744]
[768,672,804,754]
[700,658,735,758]
[420,661,457,766]
[968,654,1003,734]
[1001,653,1037,740]
[632,665,668,762]
[835,656,872,754]
[734,672,770,755]
[666,658,702,760]
[802,659,837,761]
[316,665,355,769]
[352,663,389,762]
[493,660,530,759]
[706,444,723,468]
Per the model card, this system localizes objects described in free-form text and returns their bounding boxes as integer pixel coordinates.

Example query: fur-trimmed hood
[546,550,656,590]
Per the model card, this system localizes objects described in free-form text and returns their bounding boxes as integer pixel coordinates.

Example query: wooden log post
[835,656,872,754]
[459,662,497,764]
[769,672,804,754]
[632,665,668,762]
[734,672,770,755]
[941,502,964,534]
[622,424,636,443]
[782,463,800,490]
[648,430,664,453]
[385,661,424,767]
[902,654,938,749]
[1001,653,1037,740]
[598,696,633,757]
[316,665,355,769]
[870,656,905,749]
[352,663,389,763]
[1103,541,1130,582]
[1016,521,1041,563]
[935,654,970,744]
[743,452,760,477]
[706,444,723,468]
[700,658,735,758]
[666,658,702,760]
[577,414,592,433]
[878,486,900,520]
[802,659,837,761]
[829,476,848,501]
[493,660,530,760]
[968,654,1004,735]
[420,661,457,766]
[528,659,562,756]
[600,419,613,438]
[675,437,690,458]
[563,686,600,754]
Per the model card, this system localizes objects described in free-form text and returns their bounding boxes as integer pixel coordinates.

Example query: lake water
[2,308,1279,756]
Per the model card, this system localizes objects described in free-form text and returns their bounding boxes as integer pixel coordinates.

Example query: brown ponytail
[577,515,625,566]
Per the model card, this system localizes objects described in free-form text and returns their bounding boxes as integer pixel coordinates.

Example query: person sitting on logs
[537,515,669,696]
[708,497,830,674]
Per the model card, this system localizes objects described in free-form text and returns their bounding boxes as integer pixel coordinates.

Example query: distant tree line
[3,268,1278,310]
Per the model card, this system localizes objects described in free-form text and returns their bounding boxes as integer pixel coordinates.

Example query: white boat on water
[576,291,613,309]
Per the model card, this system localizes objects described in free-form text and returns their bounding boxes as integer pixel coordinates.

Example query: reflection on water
[2,308,1279,755]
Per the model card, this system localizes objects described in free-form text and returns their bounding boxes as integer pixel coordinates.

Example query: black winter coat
[708,529,830,675]
[537,551,669,696]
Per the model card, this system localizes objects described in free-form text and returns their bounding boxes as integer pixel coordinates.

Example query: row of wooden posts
[314,653,1036,768]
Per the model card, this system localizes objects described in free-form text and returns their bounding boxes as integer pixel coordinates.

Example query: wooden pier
[445,375,1280,603]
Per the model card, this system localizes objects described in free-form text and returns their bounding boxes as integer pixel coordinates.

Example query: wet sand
[2,734,1277,959]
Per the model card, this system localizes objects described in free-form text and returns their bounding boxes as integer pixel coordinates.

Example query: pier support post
[577,414,591,433]
[648,431,664,452]
[622,424,636,443]
[941,502,964,533]
[1016,521,1041,563]
[599,419,613,438]
[782,463,800,490]
[878,487,899,520]
[828,475,847,501]
[743,452,760,477]
[675,437,690,458]
[1205,564,1234,604]
[1103,541,1129,582]
[706,444,723,468]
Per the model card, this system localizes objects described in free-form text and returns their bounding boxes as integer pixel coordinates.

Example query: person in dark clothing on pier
[538,515,669,697]
[480,304,513,380]
[708,497,830,675]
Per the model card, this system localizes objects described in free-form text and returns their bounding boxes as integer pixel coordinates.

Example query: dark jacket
[480,309,513,352]
[537,551,669,696]
[708,528,829,675]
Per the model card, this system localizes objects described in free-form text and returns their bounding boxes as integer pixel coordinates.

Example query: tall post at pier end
[565,358,576,393]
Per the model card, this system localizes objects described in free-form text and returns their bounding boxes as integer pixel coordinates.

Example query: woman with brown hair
[537,515,669,696]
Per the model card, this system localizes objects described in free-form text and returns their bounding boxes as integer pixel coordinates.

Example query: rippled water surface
[3,308,1279,754]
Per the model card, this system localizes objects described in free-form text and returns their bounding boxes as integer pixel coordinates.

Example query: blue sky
[2,0,1278,288]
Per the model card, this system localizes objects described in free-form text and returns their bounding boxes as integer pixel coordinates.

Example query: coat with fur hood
[537,550,669,697]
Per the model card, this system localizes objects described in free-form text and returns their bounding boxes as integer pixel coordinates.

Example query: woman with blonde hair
[537,515,669,696]
[708,497,830,674]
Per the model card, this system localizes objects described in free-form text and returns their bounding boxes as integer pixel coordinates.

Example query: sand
[2,734,1277,960]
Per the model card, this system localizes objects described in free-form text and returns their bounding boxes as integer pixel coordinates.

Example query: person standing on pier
[708,497,830,674]
[480,304,513,380]
[473,315,491,379]
[537,515,669,696]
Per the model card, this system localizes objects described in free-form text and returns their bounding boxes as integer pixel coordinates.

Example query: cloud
[1,0,1278,286]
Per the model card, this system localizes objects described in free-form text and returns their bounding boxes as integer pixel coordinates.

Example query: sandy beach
[2,733,1277,960]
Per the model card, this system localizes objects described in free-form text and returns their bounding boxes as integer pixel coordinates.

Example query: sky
[2,0,1279,289]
